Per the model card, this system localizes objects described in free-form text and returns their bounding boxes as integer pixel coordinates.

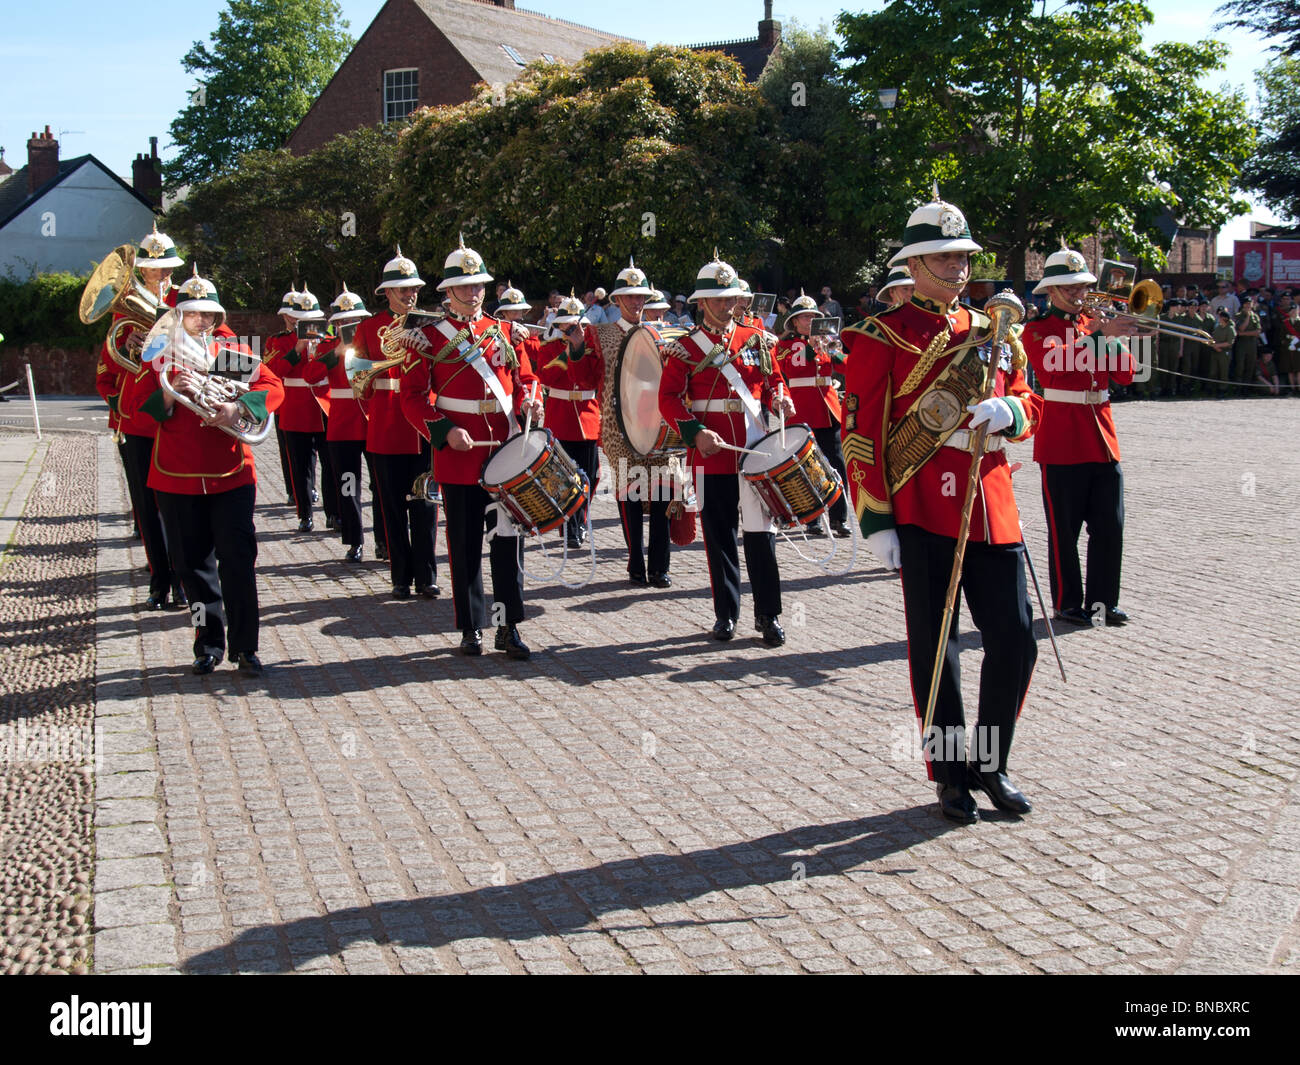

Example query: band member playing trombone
[774,290,851,538]
[399,239,542,658]
[840,199,1040,824]
[96,222,184,611]
[118,270,284,676]
[658,254,795,647]
[534,292,602,549]
[356,248,439,599]
[1020,248,1134,627]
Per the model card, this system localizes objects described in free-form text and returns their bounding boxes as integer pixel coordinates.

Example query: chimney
[488,0,515,8]
[0,148,12,181]
[27,126,59,194]
[758,1,781,49]
[133,136,162,207]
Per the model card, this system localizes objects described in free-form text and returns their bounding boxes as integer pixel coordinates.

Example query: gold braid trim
[895,325,952,397]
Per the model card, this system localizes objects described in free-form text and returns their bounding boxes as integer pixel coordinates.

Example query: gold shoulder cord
[895,325,953,397]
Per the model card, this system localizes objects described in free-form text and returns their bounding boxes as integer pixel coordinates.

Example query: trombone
[1082,279,1213,344]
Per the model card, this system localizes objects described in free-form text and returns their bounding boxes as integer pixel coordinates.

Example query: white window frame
[383,68,419,123]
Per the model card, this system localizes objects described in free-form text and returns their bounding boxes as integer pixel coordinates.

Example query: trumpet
[1082,279,1213,344]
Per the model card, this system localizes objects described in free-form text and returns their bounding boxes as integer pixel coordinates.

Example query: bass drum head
[741,424,813,476]
[481,429,551,488]
[615,325,686,456]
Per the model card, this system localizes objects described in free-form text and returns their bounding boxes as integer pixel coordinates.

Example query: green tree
[1246,57,1300,221]
[165,0,353,188]
[382,45,780,296]
[837,0,1254,285]
[165,124,401,309]
[1217,0,1300,53]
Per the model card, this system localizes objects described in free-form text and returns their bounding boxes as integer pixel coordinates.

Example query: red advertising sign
[1268,241,1300,288]
[1234,241,1269,285]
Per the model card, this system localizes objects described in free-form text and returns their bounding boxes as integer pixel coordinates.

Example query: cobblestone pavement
[6,397,1299,975]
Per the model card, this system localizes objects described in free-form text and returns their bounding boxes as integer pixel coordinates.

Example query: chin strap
[912,256,967,294]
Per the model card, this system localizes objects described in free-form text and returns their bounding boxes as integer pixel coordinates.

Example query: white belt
[328,388,356,400]
[370,379,399,392]
[1043,387,1109,405]
[943,429,1006,454]
[283,379,318,388]
[547,388,596,401]
[691,398,746,413]
[437,395,504,414]
[786,376,833,388]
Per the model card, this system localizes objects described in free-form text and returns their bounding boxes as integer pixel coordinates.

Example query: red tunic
[302,341,366,442]
[399,314,539,486]
[118,339,285,496]
[355,310,422,455]
[658,322,785,475]
[839,297,1039,544]
[773,334,843,428]
[265,332,335,433]
[1021,311,1135,465]
[97,289,180,439]
[534,326,602,441]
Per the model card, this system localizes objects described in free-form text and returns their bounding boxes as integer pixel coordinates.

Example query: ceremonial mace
[920,290,1025,739]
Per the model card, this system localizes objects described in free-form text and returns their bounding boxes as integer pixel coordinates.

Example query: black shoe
[648,572,672,588]
[325,516,338,531]
[1054,607,1092,626]
[495,625,531,660]
[169,586,188,610]
[192,654,219,676]
[459,629,482,656]
[344,545,363,563]
[711,618,736,641]
[937,782,979,824]
[628,572,648,586]
[755,614,785,647]
[1105,607,1129,627]
[375,543,389,562]
[144,593,168,611]
[565,529,583,550]
[804,522,826,538]
[831,521,852,538]
[297,518,314,532]
[417,584,441,599]
[392,585,411,600]
[967,766,1031,815]
[233,652,263,677]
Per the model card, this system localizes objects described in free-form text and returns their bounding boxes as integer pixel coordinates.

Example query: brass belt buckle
[725,399,741,413]
[479,399,497,413]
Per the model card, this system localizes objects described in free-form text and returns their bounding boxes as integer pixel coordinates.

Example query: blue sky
[0,1,1282,249]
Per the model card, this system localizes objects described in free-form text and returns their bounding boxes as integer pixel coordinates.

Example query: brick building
[1024,226,1219,294]
[286,0,782,154]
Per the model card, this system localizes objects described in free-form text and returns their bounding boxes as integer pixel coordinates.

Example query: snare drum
[740,425,843,526]
[480,428,589,535]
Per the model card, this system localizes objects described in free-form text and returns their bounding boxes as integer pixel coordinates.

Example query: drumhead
[741,424,813,476]
[482,429,550,487]
[615,325,685,455]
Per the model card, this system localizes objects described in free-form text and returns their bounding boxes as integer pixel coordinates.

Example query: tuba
[79,245,165,374]
[146,311,274,445]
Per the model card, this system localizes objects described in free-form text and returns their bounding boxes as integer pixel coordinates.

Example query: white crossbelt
[436,395,504,414]
[1043,387,1109,405]
[547,388,596,401]
[786,376,834,388]
[690,398,747,413]
[328,388,355,400]
[942,429,1006,454]
[370,378,398,392]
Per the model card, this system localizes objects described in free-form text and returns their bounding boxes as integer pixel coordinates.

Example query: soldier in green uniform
[1234,297,1263,396]
[1192,299,1215,397]
[1155,301,1181,398]
[1210,311,1235,398]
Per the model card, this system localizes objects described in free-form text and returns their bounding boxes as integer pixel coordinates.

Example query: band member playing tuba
[658,253,795,647]
[117,270,284,676]
[840,199,1040,824]
[399,238,542,658]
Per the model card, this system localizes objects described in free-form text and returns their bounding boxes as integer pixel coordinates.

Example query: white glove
[401,328,431,353]
[867,529,901,571]
[966,397,1014,434]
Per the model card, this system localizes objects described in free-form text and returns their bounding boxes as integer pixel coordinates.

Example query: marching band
[89,197,1160,825]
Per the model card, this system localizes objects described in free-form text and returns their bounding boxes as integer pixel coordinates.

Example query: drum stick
[470,440,499,447]
[777,383,786,448]
[716,441,762,456]
[523,381,538,438]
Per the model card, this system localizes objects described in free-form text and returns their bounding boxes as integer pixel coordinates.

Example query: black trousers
[812,424,849,526]
[274,424,293,498]
[371,448,438,591]
[557,438,599,534]
[285,428,337,522]
[619,499,670,578]
[363,452,382,549]
[1041,462,1124,614]
[121,433,175,598]
[328,439,365,549]
[699,473,780,624]
[897,524,1037,785]
[441,482,524,631]
[155,483,259,660]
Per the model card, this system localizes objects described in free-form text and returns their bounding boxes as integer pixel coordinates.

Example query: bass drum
[613,324,687,457]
